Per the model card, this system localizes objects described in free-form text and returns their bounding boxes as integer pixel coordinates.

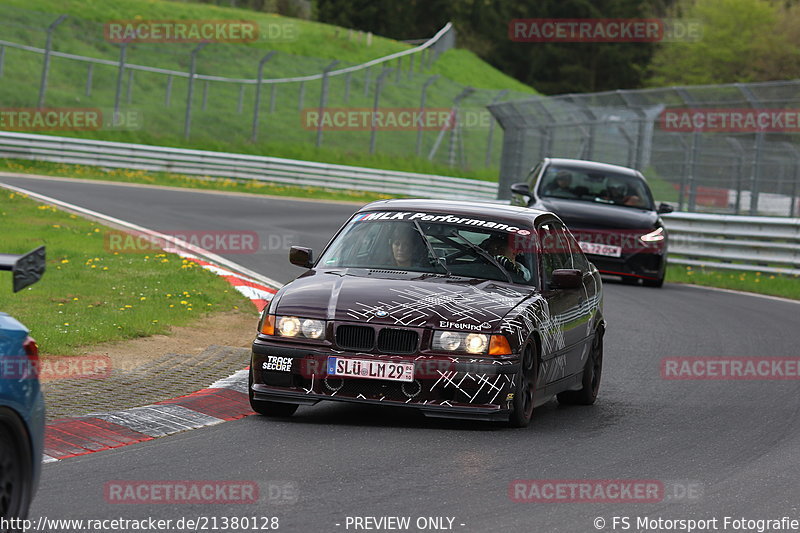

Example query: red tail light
[23,336,39,377]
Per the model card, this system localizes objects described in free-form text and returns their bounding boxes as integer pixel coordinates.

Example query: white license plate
[327,357,414,382]
[579,241,622,258]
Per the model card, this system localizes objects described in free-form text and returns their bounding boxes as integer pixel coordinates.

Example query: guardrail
[1,131,798,275]
[0,131,497,200]
[663,212,800,275]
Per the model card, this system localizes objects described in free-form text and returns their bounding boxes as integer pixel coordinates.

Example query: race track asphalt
[5,176,800,533]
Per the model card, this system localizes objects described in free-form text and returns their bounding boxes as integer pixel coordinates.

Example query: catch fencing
[489,80,800,217]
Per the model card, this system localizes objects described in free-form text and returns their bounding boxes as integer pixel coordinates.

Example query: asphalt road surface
[5,176,800,533]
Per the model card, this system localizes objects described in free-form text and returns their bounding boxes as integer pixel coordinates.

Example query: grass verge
[0,189,256,355]
[0,159,402,204]
[667,264,800,300]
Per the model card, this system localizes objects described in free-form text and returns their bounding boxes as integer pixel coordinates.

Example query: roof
[545,158,640,177]
[358,198,552,223]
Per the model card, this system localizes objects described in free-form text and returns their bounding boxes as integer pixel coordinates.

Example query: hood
[535,198,659,230]
[271,269,537,331]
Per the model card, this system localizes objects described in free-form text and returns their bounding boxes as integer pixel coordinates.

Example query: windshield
[317,212,538,286]
[537,165,654,210]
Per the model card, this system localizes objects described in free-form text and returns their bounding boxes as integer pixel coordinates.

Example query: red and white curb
[0,183,281,463]
[43,370,253,463]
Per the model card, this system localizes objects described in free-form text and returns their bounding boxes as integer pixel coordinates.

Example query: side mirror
[510,182,530,197]
[657,203,674,214]
[0,246,46,292]
[550,269,582,290]
[289,246,314,268]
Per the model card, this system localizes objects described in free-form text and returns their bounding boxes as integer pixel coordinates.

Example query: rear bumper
[251,340,518,420]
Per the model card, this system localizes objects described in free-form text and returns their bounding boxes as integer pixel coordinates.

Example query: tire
[0,408,33,521]
[557,329,603,406]
[248,367,299,418]
[507,343,538,428]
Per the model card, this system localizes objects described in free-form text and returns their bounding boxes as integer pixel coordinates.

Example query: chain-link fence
[489,81,800,217]
[0,6,531,173]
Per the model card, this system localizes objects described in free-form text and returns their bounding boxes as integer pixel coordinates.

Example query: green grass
[0,0,535,176]
[0,190,256,355]
[667,264,800,300]
[0,159,409,203]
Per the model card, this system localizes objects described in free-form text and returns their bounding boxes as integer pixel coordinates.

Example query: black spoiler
[0,246,46,292]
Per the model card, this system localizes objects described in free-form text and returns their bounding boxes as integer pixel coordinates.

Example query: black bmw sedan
[511,158,674,287]
[250,199,605,427]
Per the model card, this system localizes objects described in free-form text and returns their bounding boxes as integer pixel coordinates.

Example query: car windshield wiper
[411,220,452,276]
[449,231,513,283]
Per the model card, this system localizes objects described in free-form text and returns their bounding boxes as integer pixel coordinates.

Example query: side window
[562,227,590,272]
[526,162,542,188]
[538,222,572,289]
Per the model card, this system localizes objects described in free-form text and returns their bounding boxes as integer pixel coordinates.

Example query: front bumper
[587,249,666,280]
[251,340,519,421]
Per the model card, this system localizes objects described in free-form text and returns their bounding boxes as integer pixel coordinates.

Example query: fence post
[113,42,128,123]
[416,75,440,156]
[344,72,351,103]
[183,42,209,140]
[37,14,67,108]
[316,60,340,148]
[408,55,414,80]
[85,63,93,97]
[369,68,393,154]
[165,75,173,107]
[783,142,800,218]
[726,138,745,214]
[201,80,209,110]
[237,84,244,113]
[363,66,371,97]
[251,51,276,143]
[750,132,765,214]
[269,84,277,113]
[485,90,508,167]
[126,69,135,104]
[395,57,401,83]
[0,46,5,78]
[447,87,475,167]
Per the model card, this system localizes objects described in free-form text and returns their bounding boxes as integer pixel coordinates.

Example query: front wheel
[558,329,603,406]
[507,344,537,428]
[0,408,33,521]
[248,367,299,418]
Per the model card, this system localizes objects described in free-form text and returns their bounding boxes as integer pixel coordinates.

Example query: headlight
[640,227,665,242]
[465,333,489,354]
[277,316,301,336]
[433,330,489,354]
[266,316,326,340]
[301,319,325,339]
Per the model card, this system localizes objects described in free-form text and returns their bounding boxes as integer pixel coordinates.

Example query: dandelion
[102,267,108,271]
[169,304,174,308]
[73,297,79,301]
[63,323,69,326]
[61,259,69,264]
[180,300,188,305]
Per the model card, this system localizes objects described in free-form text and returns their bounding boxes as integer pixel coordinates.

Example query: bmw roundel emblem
[375,310,389,318]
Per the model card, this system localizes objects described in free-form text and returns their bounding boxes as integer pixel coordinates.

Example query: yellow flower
[61,259,69,264]
[169,304,174,308]
[63,322,69,326]
[180,300,188,305]
[140,297,146,301]
[102,267,108,271]
[124,305,132,308]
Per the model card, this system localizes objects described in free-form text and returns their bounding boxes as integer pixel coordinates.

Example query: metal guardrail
[0,131,797,274]
[0,131,497,200]
[663,212,800,275]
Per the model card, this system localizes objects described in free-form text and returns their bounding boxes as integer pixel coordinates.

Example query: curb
[44,370,252,462]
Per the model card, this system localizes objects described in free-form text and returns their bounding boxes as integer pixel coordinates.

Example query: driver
[543,170,576,198]
[389,224,425,268]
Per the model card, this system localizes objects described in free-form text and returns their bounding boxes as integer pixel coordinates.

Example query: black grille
[377,328,418,354]
[336,325,375,351]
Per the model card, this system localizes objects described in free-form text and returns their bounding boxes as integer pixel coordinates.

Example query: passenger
[481,234,531,281]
